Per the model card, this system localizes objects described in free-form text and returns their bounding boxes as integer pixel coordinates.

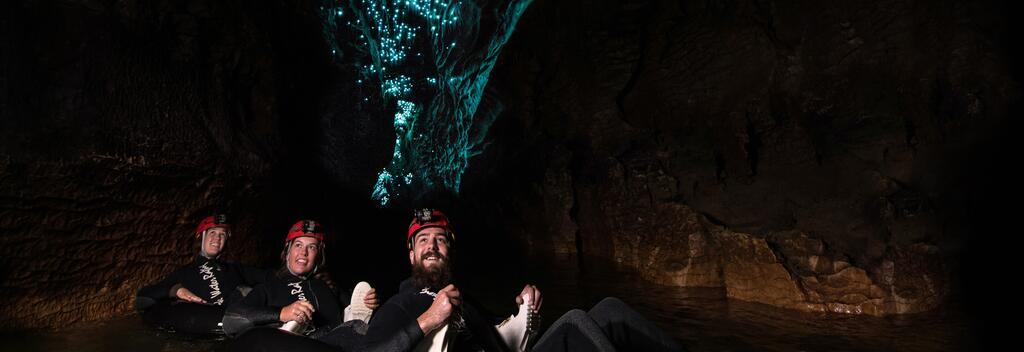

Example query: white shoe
[496,295,537,352]
[346,281,374,323]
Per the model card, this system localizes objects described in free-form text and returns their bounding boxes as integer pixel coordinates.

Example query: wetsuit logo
[199,262,224,305]
[288,281,307,301]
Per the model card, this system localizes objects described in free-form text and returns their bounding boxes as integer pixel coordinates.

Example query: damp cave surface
[2,0,1021,350]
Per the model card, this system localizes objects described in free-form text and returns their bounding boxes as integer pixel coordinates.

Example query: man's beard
[411,251,453,292]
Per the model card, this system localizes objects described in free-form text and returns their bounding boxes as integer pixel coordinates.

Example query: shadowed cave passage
[2,0,1022,351]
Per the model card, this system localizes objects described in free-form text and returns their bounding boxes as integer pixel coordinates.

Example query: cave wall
[0,0,462,330]
[1,0,1019,330]
[0,0,289,328]
[467,0,1018,315]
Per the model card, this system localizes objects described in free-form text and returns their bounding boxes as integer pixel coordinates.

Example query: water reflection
[505,255,972,352]
[0,255,969,351]
[0,317,223,352]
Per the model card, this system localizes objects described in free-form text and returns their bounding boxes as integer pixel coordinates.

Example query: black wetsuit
[222,270,346,338]
[136,255,271,310]
[532,297,684,352]
[223,272,425,352]
[364,278,509,352]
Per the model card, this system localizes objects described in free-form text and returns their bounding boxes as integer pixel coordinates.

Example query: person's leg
[531,309,617,352]
[228,327,337,352]
[315,320,367,350]
[587,297,683,352]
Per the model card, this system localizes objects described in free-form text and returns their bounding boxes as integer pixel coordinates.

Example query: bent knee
[593,297,627,312]
[555,308,589,324]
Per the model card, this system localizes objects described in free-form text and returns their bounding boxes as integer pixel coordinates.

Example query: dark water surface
[475,256,973,352]
[0,256,971,351]
[0,317,223,352]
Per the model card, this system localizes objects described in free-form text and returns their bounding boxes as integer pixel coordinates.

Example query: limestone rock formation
[468,0,1011,315]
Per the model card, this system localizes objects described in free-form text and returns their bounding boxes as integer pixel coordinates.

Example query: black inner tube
[141,300,225,337]
[227,327,338,352]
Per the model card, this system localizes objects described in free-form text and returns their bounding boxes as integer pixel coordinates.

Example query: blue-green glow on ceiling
[321,0,533,206]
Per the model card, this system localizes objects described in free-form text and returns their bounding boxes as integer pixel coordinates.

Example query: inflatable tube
[227,327,338,352]
[141,300,225,337]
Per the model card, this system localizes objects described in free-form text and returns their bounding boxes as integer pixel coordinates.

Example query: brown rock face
[0,0,284,328]
[572,187,944,316]
[0,158,265,328]
[1,0,1015,330]
[468,0,1014,315]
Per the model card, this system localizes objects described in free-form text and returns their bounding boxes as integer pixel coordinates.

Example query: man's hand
[515,284,542,312]
[417,284,460,334]
[364,288,380,310]
[280,300,316,323]
[175,287,207,304]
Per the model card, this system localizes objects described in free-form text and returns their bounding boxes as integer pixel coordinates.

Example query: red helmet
[407,209,455,247]
[286,220,325,243]
[195,214,230,238]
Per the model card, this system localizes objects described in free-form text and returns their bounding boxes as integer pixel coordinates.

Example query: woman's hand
[280,300,316,323]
